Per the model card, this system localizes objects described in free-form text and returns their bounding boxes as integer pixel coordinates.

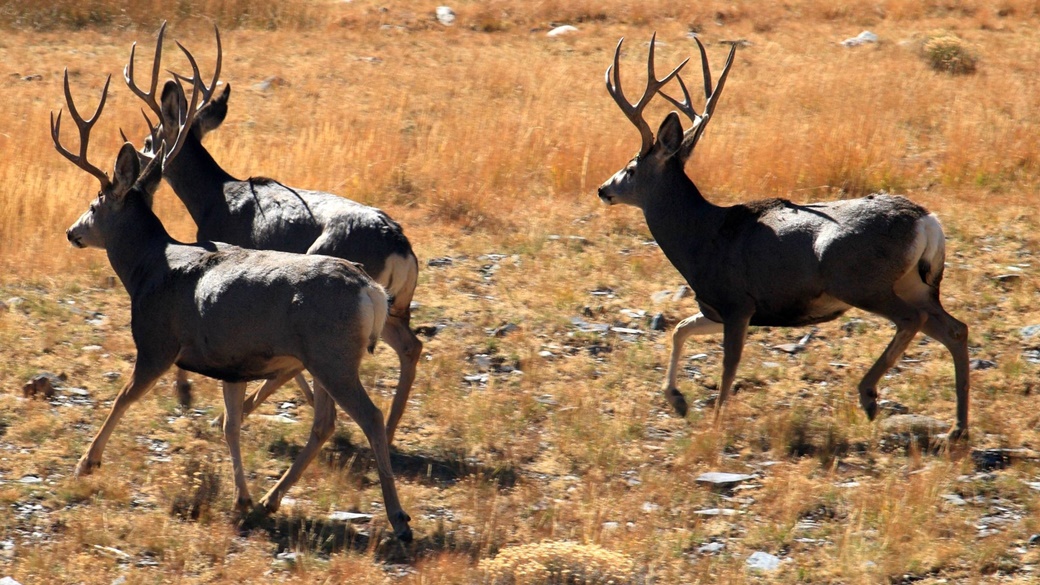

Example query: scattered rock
[695,472,755,490]
[491,322,518,337]
[1,577,23,585]
[570,316,609,334]
[103,371,121,381]
[746,551,782,572]
[773,343,805,355]
[969,358,997,371]
[18,475,42,484]
[21,74,42,82]
[698,542,725,554]
[610,326,643,336]
[22,372,67,399]
[672,285,691,301]
[328,511,372,523]
[427,256,454,267]
[877,399,909,415]
[694,508,739,516]
[993,273,1021,284]
[841,30,878,47]
[547,25,578,37]
[435,6,456,26]
[252,76,286,91]
[650,313,666,331]
[1020,324,1040,339]
[879,414,948,437]
[1028,534,1040,547]
[941,494,967,506]
[651,290,673,304]
[971,448,1039,471]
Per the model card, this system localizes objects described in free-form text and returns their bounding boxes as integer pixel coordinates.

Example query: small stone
[547,25,578,37]
[1028,534,1040,547]
[969,359,997,371]
[773,343,805,355]
[611,327,643,335]
[328,511,372,523]
[877,399,909,414]
[473,354,492,372]
[103,371,121,381]
[694,508,739,516]
[435,6,456,26]
[18,475,42,484]
[1,577,24,585]
[695,472,755,489]
[651,291,672,304]
[840,30,878,47]
[672,285,691,301]
[492,322,518,337]
[1020,324,1040,339]
[941,494,967,506]
[993,274,1022,283]
[746,551,782,571]
[427,257,453,267]
[650,313,666,331]
[698,542,725,554]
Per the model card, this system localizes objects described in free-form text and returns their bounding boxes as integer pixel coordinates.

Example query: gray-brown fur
[56,76,412,540]
[599,39,969,438]
[126,26,422,443]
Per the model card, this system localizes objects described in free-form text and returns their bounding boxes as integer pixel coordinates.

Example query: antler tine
[170,25,222,107]
[686,41,738,153]
[605,33,690,157]
[51,69,112,189]
[162,61,202,168]
[124,20,167,119]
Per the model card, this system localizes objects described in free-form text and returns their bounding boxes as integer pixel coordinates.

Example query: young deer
[56,70,412,540]
[124,23,421,443]
[598,35,970,438]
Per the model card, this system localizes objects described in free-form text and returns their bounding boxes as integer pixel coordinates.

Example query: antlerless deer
[55,66,412,541]
[124,23,421,443]
[598,35,970,438]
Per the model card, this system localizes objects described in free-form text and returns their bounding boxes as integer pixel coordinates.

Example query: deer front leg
[77,365,165,477]
[662,312,724,417]
[257,381,337,514]
[221,381,252,512]
[714,315,752,426]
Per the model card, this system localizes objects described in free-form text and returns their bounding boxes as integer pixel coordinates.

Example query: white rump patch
[375,253,418,301]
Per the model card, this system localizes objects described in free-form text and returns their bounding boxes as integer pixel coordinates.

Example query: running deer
[123,23,421,442]
[598,35,970,438]
[56,70,412,540]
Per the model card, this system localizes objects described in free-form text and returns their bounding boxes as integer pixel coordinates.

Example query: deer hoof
[665,387,689,417]
[74,458,100,477]
[859,392,878,421]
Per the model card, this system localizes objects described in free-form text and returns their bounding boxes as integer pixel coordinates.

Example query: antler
[605,33,690,158]
[158,61,202,169]
[125,20,167,120]
[51,69,113,189]
[658,37,737,160]
[170,24,222,108]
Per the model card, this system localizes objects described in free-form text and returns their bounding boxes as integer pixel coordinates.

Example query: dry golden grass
[1,1,1040,583]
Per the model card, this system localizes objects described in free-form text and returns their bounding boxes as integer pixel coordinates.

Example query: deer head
[597,34,736,210]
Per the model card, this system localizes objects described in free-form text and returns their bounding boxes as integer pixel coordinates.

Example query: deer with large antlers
[56,69,412,540]
[598,34,970,438]
[123,23,422,442]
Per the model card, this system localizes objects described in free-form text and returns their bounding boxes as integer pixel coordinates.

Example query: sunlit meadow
[1,1,1039,583]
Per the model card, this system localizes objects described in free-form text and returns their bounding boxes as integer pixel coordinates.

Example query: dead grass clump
[921,31,979,74]
[479,540,639,584]
[169,457,222,522]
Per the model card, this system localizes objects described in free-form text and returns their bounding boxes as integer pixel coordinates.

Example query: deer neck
[162,134,237,229]
[640,168,724,282]
[103,195,177,298]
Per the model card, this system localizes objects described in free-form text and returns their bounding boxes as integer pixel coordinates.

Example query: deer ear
[159,80,188,133]
[656,112,684,157]
[112,142,142,197]
[196,83,230,138]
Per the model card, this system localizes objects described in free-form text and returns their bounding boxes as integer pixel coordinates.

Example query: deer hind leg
[221,381,252,512]
[714,315,752,426]
[856,299,928,421]
[662,312,724,417]
[212,369,308,427]
[312,366,413,542]
[380,311,423,444]
[175,368,192,408]
[921,306,970,439]
[257,380,337,514]
[77,364,166,477]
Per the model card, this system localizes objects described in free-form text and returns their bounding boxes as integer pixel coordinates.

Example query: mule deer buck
[598,35,970,438]
[55,70,412,540]
[123,23,421,442]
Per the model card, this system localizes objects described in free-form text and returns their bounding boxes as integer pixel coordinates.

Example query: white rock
[436,6,456,26]
[841,30,878,47]
[1,577,23,585]
[547,25,578,37]
[746,551,782,571]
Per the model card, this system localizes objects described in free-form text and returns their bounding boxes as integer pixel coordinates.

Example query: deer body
[126,27,422,442]
[56,73,412,540]
[599,36,969,436]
